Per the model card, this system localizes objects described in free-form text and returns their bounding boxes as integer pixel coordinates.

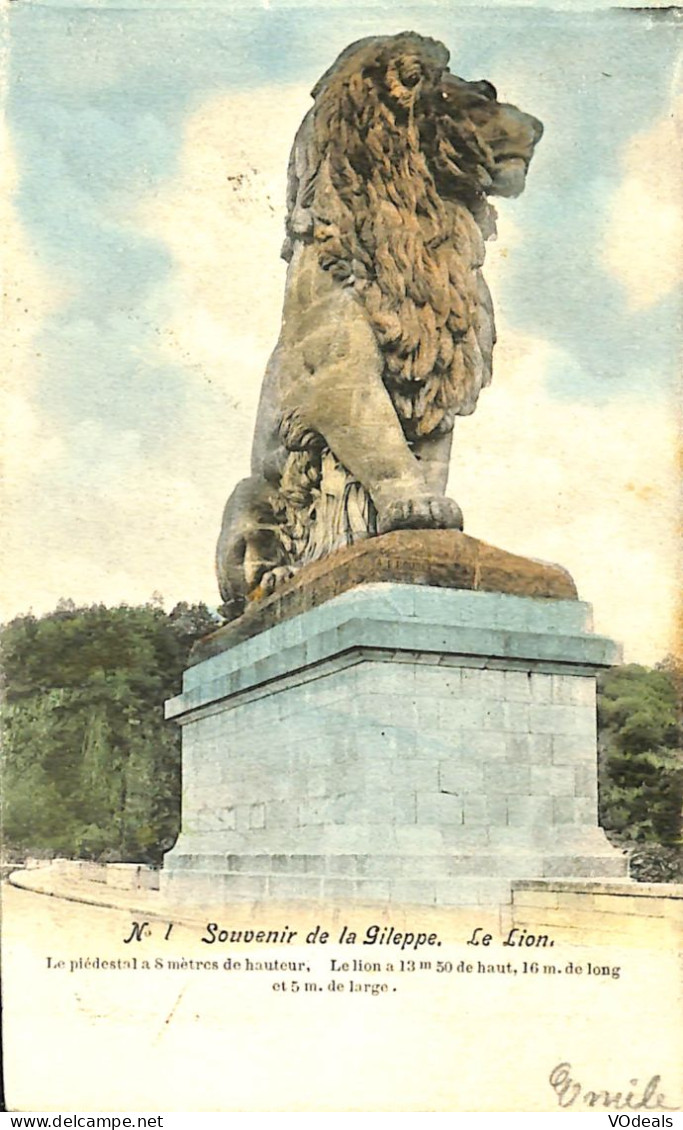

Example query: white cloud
[138,86,310,390]
[1,125,76,619]
[0,125,69,486]
[451,324,680,664]
[602,98,682,309]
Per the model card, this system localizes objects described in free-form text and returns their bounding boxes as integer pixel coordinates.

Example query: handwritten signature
[549,1062,680,1111]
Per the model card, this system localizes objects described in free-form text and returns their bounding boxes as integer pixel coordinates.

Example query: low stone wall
[106,863,160,891]
[511,878,683,947]
[18,859,160,891]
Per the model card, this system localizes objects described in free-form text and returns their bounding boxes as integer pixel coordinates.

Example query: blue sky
[4,1,681,660]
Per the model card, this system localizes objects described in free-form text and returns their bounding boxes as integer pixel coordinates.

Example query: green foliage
[626,843,683,884]
[1,599,217,864]
[598,660,683,848]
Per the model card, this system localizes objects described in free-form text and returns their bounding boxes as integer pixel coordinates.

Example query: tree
[598,661,683,850]
[1,600,218,863]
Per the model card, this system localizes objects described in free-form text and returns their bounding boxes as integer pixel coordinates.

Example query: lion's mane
[282,32,497,438]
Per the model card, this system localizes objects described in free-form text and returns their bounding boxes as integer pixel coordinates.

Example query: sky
[2,0,681,663]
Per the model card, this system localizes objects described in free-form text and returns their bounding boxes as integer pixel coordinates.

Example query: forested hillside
[2,602,681,876]
[598,660,682,881]
[2,600,216,863]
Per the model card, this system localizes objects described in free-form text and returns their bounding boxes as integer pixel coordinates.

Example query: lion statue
[216,31,543,620]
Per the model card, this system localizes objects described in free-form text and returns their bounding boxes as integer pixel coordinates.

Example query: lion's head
[429,71,543,201]
[283,33,543,436]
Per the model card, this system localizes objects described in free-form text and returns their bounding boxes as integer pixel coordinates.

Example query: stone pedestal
[161,584,628,906]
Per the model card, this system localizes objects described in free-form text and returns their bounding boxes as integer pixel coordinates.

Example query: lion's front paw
[256,565,298,597]
[377,495,464,534]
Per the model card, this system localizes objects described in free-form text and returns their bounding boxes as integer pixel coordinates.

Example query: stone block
[106,864,141,890]
[185,756,223,788]
[413,664,460,696]
[486,795,509,825]
[352,855,401,878]
[529,704,596,737]
[552,797,580,825]
[530,766,575,796]
[322,855,362,877]
[249,803,266,830]
[462,796,488,825]
[573,762,598,797]
[137,867,160,891]
[392,855,441,879]
[354,878,394,901]
[224,854,270,874]
[506,733,553,762]
[541,855,628,879]
[660,898,683,921]
[265,853,300,873]
[510,886,559,910]
[439,758,485,795]
[355,724,419,760]
[445,853,516,878]
[81,862,107,884]
[440,825,491,849]
[432,878,514,906]
[483,701,530,733]
[417,792,464,825]
[552,734,596,763]
[441,822,488,849]
[437,698,484,731]
[574,796,599,823]
[267,875,323,900]
[464,731,513,759]
[186,804,236,834]
[299,796,350,826]
[389,878,438,904]
[354,789,417,826]
[507,796,553,827]
[305,728,358,765]
[222,873,269,900]
[529,673,553,703]
[353,691,419,729]
[590,892,652,917]
[459,667,484,695]
[493,825,545,849]
[484,763,531,794]
[503,671,533,701]
[552,675,594,706]
[321,877,359,900]
[397,759,440,792]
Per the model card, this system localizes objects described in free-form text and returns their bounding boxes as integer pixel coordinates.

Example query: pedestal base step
[161,849,629,907]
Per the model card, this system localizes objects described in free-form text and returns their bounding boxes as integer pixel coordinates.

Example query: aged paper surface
[2,0,682,1113]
